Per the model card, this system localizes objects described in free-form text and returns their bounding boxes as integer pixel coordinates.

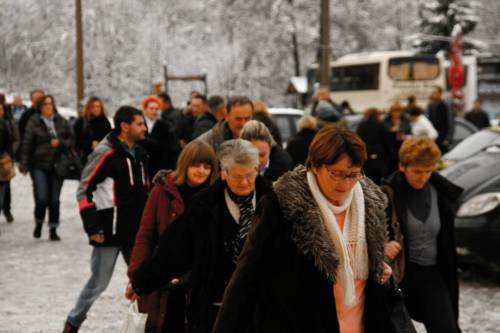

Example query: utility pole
[319,0,330,86]
[76,0,84,113]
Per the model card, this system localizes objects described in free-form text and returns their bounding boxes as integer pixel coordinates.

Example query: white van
[307,50,446,112]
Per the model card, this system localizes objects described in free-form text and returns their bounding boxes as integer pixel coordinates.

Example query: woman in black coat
[73,96,112,165]
[356,108,391,184]
[19,95,74,241]
[214,126,394,333]
[286,115,318,166]
[382,137,462,333]
[127,139,273,333]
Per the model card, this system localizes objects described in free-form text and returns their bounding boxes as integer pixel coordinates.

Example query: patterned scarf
[227,186,255,263]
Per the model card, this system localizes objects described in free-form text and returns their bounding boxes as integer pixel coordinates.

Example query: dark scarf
[226,185,255,263]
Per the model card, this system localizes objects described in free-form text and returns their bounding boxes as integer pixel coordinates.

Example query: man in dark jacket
[127,139,272,333]
[465,99,490,129]
[63,106,149,333]
[158,92,184,134]
[192,95,227,139]
[427,86,451,152]
[178,94,207,147]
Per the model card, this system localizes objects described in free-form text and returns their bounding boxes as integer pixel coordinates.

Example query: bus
[307,51,446,113]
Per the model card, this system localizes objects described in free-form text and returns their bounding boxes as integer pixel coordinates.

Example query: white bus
[307,50,446,113]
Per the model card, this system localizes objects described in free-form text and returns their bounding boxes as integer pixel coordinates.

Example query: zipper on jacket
[125,158,134,186]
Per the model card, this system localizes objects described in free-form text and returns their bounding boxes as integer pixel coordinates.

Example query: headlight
[457,192,500,217]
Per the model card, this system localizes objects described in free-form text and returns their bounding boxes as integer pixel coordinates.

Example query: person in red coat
[127,140,218,333]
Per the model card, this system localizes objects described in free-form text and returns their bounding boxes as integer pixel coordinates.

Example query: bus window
[330,64,379,91]
[388,57,440,81]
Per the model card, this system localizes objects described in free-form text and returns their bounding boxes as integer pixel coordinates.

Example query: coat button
[171,212,176,218]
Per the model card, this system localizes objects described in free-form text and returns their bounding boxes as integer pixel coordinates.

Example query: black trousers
[3,181,10,212]
[403,263,459,333]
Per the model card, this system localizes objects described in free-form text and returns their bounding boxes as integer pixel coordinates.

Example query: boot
[49,227,61,241]
[33,222,43,239]
[4,211,14,223]
[62,320,79,333]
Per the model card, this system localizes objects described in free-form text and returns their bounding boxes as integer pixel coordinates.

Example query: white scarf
[307,171,368,307]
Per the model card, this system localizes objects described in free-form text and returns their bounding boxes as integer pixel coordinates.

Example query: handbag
[0,153,15,182]
[385,277,417,333]
[118,301,148,333]
[54,149,83,180]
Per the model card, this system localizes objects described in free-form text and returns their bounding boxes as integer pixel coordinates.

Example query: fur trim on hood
[273,166,388,282]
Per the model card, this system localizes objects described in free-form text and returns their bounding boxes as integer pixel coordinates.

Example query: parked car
[440,145,500,271]
[268,108,304,147]
[443,126,500,167]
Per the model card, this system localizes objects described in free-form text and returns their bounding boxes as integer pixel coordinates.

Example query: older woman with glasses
[127,139,272,333]
[213,125,394,333]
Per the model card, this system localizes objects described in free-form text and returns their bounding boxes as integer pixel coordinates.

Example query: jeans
[30,168,63,227]
[67,246,132,327]
[0,182,7,214]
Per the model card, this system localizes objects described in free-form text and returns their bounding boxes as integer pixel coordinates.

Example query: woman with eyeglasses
[213,125,395,333]
[19,95,74,241]
[127,139,272,332]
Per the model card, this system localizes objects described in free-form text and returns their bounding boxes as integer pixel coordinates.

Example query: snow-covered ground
[1,175,499,332]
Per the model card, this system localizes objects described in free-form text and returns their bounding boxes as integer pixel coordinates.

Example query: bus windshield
[388,57,440,81]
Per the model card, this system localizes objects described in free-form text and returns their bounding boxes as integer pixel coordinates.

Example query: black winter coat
[73,115,112,165]
[19,113,74,171]
[214,167,392,333]
[286,128,317,166]
[356,119,391,184]
[262,145,293,183]
[427,101,450,148]
[140,119,180,178]
[131,177,272,332]
[192,111,217,139]
[381,171,462,327]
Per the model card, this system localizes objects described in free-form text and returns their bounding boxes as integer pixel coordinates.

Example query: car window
[445,130,499,160]
[453,122,473,143]
[273,115,292,142]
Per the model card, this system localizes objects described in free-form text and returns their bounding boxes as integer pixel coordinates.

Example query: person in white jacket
[408,107,438,140]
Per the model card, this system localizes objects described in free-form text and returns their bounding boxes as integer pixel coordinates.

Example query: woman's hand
[379,262,392,284]
[125,282,139,302]
[384,240,401,260]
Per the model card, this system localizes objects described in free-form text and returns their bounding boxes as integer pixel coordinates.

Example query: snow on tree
[414,0,480,54]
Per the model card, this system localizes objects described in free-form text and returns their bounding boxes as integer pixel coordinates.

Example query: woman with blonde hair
[127,140,218,333]
[382,137,462,333]
[73,96,111,165]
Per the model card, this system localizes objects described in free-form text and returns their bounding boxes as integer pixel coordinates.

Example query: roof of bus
[334,50,417,65]
[308,50,426,69]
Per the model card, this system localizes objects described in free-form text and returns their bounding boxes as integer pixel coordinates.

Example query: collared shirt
[145,116,157,134]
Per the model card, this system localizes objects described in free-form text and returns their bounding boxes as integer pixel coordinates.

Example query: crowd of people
[0,85,475,333]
